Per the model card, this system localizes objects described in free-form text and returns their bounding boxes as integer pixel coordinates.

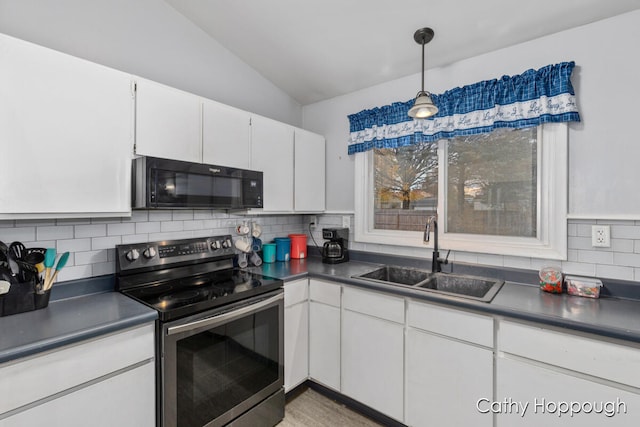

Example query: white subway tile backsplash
[184,220,204,231]
[194,210,214,220]
[0,227,36,243]
[127,210,149,222]
[611,225,640,240]
[75,224,107,238]
[596,265,634,281]
[560,261,596,276]
[567,236,592,250]
[149,210,173,221]
[122,234,149,244]
[107,222,135,236]
[577,250,614,265]
[57,238,92,253]
[136,222,161,234]
[92,261,116,276]
[75,250,108,266]
[161,221,184,232]
[91,236,122,250]
[58,264,92,282]
[37,225,73,241]
[16,219,56,227]
[613,253,640,268]
[0,221,15,228]
[173,210,194,221]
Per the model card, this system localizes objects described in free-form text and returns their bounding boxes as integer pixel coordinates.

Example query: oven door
[161,290,284,427]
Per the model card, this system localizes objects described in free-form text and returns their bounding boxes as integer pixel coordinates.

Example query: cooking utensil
[24,250,46,273]
[9,241,26,260]
[45,251,69,291]
[0,241,8,255]
[43,248,56,289]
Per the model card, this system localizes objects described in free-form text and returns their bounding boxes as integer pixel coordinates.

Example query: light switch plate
[591,225,611,247]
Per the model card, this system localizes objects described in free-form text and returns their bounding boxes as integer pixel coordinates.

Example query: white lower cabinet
[406,300,494,427]
[496,320,640,426]
[407,329,493,427]
[308,279,341,390]
[0,362,154,427]
[342,288,404,421]
[0,323,155,426]
[284,279,309,392]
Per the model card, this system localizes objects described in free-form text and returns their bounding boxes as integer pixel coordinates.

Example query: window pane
[446,128,537,237]
[373,142,438,231]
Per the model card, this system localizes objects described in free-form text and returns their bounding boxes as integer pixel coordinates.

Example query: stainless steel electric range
[116,235,284,427]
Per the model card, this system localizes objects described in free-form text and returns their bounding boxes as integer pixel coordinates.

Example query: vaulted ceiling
[165,0,640,105]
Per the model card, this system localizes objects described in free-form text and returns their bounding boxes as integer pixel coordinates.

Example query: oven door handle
[166,292,283,336]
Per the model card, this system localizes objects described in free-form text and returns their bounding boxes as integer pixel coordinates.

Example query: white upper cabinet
[202,100,251,169]
[0,33,133,218]
[294,129,325,212]
[134,78,201,163]
[250,115,295,212]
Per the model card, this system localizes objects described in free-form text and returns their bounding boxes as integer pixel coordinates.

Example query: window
[355,123,567,259]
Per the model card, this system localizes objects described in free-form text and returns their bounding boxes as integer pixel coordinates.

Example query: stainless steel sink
[415,273,504,302]
[353,267,504,302]
[354,266,432,286]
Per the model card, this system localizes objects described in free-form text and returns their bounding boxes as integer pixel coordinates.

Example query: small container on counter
[565,275,602,298]
[539,266,563,294]
[274,237,291,262]
[262,243,276,263]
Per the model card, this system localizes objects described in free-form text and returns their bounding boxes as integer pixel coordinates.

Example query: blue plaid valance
[347,61,580,155]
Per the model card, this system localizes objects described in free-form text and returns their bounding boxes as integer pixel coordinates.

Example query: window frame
[353,123,567,260]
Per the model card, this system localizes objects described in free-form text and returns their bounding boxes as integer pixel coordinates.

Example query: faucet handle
[443,249,451,264]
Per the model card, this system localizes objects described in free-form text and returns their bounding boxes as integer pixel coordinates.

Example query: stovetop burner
[116,235,283,322]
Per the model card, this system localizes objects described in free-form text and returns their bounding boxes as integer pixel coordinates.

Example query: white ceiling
[165,0,640,105]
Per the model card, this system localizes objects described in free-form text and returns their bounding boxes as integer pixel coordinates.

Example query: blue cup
[262,243,276,263]
[274,237,291,262]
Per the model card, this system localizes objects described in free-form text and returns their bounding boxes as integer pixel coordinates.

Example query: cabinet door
[284,302,308,392]
[496,356,640,426]
[250,115,294,212]
[202,100,251,169]
[406,329,493,427]
[135,78,201,163]
[284,279,309,392]
[309,301,340,390]
[342,310,404,421]
[0,33,133,217]
[294,129,325,212]
[1,362,155,427]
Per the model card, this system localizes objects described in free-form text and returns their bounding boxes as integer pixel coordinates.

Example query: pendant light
[408,27,438,119]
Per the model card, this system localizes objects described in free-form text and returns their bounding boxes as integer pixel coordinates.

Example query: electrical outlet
[342,215,351,229]
[591,225,611,247]
[309,215,318,229]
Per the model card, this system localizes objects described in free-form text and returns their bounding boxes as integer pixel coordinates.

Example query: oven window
[175,306,280,427]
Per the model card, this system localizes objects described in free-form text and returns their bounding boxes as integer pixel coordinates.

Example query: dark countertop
[256,257,640,345]
[0,291,157,364]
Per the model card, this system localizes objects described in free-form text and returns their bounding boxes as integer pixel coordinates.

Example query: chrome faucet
[424,216,450,273]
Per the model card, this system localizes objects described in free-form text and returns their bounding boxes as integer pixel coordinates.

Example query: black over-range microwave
[132,156,263,209]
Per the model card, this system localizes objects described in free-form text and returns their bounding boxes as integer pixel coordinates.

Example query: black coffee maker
[322,228,349,264]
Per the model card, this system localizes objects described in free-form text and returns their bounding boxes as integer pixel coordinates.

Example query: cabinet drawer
[284,279,308,307]
[309,279,341,307]
[499,320,640,389]
[408,300,493,347]
[0,323,154,415]
[343,287,404,324]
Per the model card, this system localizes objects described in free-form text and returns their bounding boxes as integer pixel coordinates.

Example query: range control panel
[116,235,234,272]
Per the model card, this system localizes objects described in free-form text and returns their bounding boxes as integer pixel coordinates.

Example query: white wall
[303,10,640,218]
[0,0,302,126]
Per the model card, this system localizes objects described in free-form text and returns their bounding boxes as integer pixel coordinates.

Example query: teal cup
[262,243,276,263]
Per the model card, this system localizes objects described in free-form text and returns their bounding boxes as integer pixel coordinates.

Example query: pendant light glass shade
[408,91,438,119]
[409,27,438,119]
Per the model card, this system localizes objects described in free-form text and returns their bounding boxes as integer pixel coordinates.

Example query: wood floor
[277,387,383,427]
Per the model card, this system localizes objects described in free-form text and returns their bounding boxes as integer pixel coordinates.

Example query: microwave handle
[166,292,283,336]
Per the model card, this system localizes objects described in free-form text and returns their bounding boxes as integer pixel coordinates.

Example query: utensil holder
[0,276,50,317]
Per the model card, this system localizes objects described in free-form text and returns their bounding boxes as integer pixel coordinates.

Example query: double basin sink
[353,266,504,302]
